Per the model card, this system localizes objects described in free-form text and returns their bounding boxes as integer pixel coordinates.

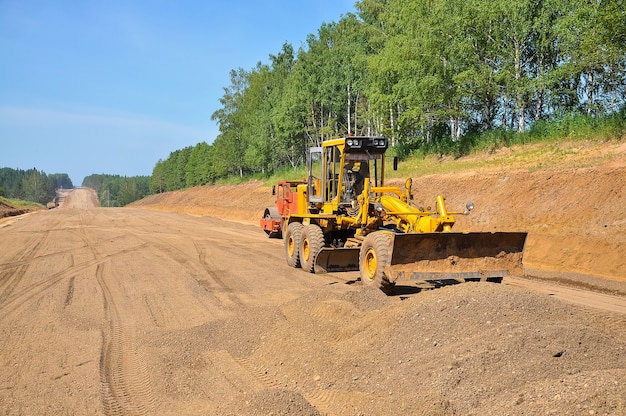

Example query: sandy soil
[1,140,625,415]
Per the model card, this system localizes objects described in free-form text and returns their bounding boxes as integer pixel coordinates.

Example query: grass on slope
[392,138,623,178]
[0,196,43,210]
[250,136,623,187]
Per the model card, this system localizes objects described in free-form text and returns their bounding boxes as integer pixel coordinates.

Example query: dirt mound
[152,281,626,415]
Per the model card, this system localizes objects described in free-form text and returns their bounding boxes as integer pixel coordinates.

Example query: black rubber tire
[359,231,396,295]
[284,222,304,268]
[299,224,325,273]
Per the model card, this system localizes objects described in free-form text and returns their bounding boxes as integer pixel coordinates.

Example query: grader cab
[262,136,526,294]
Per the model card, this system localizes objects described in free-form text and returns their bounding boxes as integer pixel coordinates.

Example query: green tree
[556,0,626,114]
[211,69,250,177]
[150,160,167,193]
[48,173,73,190]
[153,0,626,181]
[117,178,138,206]
[163,147,192,190]
[23,170,49,204]
[272,43,308,169]
[185,142,215,186]
[241,63,273,173]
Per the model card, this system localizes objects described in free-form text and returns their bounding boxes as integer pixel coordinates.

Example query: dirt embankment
[0,200,29,218]
[132,140,626,293]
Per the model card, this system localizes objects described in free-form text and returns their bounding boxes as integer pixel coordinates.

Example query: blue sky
[0,1,355,185]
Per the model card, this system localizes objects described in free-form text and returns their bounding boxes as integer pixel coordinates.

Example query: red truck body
[260,180,306,238]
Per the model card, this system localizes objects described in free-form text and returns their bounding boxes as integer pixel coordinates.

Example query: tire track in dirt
[310,299,361,343]
[0,242,149,318]
[574,308,626,344]
[205,347,363,415]
[0,245,79,269]
[142,295,162,328]
[0,231,47,308]
[304,389,371,415]
[124,231,242,311]
[235,357,282,389]
[191,239,241,308]
[0,208,65,307]
[64,276,75,308]
[96,262,155,416]
[77,214,229,329]
[234,352,370,416]
[205,351,267,393]
[0,210,118,316]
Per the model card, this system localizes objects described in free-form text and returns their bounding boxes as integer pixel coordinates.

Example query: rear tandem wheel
[359,231,395,295]
[284,222,304,268]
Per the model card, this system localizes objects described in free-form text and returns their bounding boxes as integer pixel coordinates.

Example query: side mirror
[393,156,399,171]
[271,185,276,196]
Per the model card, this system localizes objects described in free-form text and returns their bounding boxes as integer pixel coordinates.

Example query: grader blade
[314,247,360,273]
[385,232,527,283]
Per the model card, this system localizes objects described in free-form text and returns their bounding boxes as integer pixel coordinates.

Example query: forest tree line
[151,0,625,193]
[0,168,73,205]
[82,174,151,207]
[0,169,150,208]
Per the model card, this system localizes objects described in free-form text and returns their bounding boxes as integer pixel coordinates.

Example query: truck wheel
[263,207,282,238]
[284,222,304,268]
[300,224,325,273]
[359,232,395,295]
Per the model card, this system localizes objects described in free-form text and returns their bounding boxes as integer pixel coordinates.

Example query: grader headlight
[346,138,362,148]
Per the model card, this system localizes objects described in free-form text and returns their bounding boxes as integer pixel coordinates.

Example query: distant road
[58,187,99,208]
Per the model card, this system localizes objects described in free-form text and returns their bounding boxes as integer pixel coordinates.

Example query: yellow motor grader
[266,136,526,294]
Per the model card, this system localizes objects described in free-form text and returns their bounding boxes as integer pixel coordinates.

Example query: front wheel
[359,232,395,295]
[299,224,325,273]
[284,222,304,268]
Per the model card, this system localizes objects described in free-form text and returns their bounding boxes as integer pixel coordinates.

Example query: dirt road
[1,188,625,415]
